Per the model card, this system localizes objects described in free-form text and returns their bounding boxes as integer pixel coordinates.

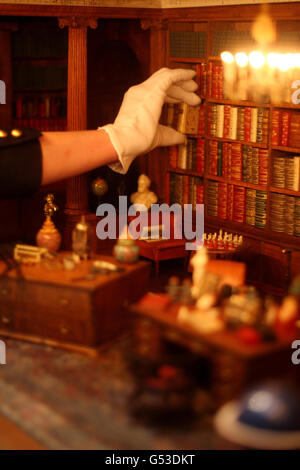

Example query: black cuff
[0,128,42,198]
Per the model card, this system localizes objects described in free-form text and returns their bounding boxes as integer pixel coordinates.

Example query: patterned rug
[0,337,231,450]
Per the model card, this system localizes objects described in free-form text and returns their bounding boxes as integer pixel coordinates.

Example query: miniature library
[0,1,299,450]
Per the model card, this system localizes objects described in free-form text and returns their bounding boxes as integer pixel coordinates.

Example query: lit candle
[235,52,248,101]
[249,51,266,102]
[267,52,280,103]
[221,51,235,99]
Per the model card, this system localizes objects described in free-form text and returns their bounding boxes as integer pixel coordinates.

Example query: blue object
[214,381,300,449]
[238,382,300,431]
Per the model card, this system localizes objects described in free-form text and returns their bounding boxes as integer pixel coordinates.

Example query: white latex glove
[98,67,201,174]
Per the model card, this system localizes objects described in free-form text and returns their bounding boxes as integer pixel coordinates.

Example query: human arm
[0,67,200,197]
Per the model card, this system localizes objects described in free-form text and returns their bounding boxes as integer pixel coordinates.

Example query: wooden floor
[0,258,190,450]
[0,414,44,450]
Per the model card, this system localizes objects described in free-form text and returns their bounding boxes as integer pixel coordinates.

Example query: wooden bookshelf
[11,22,68,132]
[164,15,300,294]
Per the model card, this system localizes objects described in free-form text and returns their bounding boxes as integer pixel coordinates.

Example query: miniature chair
[189,258,246,287]
[205,260,246,287]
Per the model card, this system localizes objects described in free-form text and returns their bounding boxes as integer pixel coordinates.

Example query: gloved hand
[98,67,201,174]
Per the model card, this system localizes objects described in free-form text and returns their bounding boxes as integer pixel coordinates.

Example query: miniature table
[131,296,295,407]
[136,239,189,275]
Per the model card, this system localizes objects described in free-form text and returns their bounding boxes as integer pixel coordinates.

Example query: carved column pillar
[141,19,169,201]
[59,17,97,216]
[58,17,97,249]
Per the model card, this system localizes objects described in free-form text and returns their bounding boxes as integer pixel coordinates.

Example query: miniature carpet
[0,338,232,450]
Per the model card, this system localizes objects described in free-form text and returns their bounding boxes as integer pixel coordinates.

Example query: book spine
[216,104,224,138]
[229,106,238,140]
[250,107,258,143]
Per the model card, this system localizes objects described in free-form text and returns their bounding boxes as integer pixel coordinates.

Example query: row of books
[12,118,67,132]
[13,31,67,58]
[270,194,300,237]
[207,141,268,186]
[271,110,300,148]
[169,138,205,174]
[166,103,205,136]
[13,65,67,90]
[14,96,67,119]
[272,154,300,192]
[207,181,267,228]
[208,104,269,143]
[169,173,204,209]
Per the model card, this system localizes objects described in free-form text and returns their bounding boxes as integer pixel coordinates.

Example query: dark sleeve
[0,128,42,198]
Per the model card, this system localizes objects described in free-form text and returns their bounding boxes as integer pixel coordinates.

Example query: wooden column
[141,19,168,201]
[59,17,97,216]
[58,17,98,249]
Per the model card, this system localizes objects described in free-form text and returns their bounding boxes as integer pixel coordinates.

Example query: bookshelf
[11,21,68,132]
[165,19,300,295]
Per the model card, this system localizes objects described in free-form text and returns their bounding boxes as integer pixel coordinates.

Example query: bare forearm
[40,129,118,185]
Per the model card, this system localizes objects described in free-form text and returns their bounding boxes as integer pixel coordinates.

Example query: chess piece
[130,174,158,210]
[36,193,61,253]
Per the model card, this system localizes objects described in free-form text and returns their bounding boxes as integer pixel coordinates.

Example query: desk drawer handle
[60,326,70,335]
[1,315,11,325]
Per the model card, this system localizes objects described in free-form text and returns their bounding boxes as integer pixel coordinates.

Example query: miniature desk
[131,297,295,407]
[0,254,150,355]
[137,239,188,275]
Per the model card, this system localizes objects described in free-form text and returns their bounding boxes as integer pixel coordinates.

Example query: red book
[200,63,207,97]
[218,182,228,219]
[195,64,201,93]
[169,146,178,169]
[208,140,218,176]
[196,139,205,174]
[196,184,204,204]
[211,63,219,99]
[271,109,280,146]
[281,111,290,147]
[218,63,224,99]
[233,186,246,223]
[207,61,213,98]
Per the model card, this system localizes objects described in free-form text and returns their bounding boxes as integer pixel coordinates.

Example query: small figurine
[36,193,61,253]
[130,174,158,210]
[72,215,93,260]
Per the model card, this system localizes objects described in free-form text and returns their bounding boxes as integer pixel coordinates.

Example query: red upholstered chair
[189,257,246,288]
[205,260,246,288]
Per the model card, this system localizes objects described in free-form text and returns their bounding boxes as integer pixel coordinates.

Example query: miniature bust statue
[130,174,158,210]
